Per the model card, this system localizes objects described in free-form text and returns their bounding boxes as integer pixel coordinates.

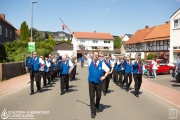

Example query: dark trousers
[60,74,69,93]
[45,72,51,84]
[39,71,46,86]
[118,71,123,85]
[50,68,55,81]
[30,71,40,93]
[70,66,76,81]
[89,82,102,113]
[122,70,125,85]
[81,61,84,67]
[102,74,110,93]
[113,69,118,84]
[133,74,142,95]
[125,73,132,89]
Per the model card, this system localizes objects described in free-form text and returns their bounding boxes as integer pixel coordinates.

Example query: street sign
[28,42,35,52]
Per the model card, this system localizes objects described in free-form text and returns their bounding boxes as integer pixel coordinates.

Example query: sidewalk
[0,73,30,96]
[0,71,180,109]
[141,78,180,109]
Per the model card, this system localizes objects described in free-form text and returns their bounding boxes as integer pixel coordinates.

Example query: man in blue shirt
[79,44,110,118]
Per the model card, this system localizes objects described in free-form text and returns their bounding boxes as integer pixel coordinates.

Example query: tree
[20,21,29,41]
[114,37,121,49]
[146,53,155,60]
[67,38,71,44]
[29,28,44,42]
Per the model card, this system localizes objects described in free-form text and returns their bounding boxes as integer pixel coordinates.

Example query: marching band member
[44,57,51,84]
[113,56,119,85]
[60,55,74,95]
[132,53,143,97]
[123,55,133,92]
[79,44,110,118]
[39,56,46,87]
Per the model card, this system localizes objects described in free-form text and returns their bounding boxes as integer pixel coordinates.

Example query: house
[120,34,133,55]
[52,31,72,41]
[41,32,49,40]
[0,14,17,44]
[170,8,180,63]
[125,22,170,60]
[53,42,73,57]
[72,31,114,58]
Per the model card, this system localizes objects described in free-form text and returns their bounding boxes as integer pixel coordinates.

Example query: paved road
[0,66,180,120]
[143,73,180,92]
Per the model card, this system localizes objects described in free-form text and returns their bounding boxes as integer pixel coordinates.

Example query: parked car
[144,59,174,77]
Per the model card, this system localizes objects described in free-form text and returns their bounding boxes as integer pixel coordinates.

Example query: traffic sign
[28,42,35,52]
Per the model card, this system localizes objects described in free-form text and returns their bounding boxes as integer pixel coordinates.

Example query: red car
[144,59,174,77]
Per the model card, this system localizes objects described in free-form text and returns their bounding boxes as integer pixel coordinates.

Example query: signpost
[28,42,35,52]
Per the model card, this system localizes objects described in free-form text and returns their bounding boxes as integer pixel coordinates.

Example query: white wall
[122,35,130,42]
[170,9,180,63]
[57,50,73,57]
[76,39,114,50]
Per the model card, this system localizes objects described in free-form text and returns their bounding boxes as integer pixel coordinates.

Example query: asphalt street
[0,65,180,120]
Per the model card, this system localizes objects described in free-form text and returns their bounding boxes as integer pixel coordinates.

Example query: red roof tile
[119,36,123,40]
[73,32,114,40]
[145,22,170,41]
[0,14,16,30]
[125,27,156,44]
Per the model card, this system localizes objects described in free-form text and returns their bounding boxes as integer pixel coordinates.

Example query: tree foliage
[114,37,122,49]
[146,53,155,60]
[67,38,72,44]
[30,28,44,42]
[20,21,29,42]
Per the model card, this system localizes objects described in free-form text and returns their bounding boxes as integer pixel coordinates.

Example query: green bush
[146,53,155,60]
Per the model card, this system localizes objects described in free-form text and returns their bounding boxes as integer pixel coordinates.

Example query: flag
[62,24,65,30]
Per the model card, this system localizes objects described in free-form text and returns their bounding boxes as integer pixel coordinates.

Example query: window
[92,46,97,49]
[80,40,85,42]
[103,47,109,49]
[5,29,8,37]
[104,41,110,43]
[92,40,98,43]
[160,41,163,46]
[174,19,179,28]
[59,33,65,36]
[173,47,178,49]
[0,25,2,35]
[10,31,12,39]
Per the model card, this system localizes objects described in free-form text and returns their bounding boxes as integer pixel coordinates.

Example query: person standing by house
[132,53,143,97]
[117,56,123,88]
[29,52,41,95]
[80,56,85,67]
[123,55,133,92]
[44,57,51,84]
[60,55,74,95]
[79,44,110,118]
[151,58,159,79]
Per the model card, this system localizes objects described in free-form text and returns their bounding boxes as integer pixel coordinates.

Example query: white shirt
[45,60,51,67]
[85,58,110,72]
[39,59,45,71]
[152,60,158,70]
[63,59,73,67]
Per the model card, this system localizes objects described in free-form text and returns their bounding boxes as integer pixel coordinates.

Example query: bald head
[62,55,67,62]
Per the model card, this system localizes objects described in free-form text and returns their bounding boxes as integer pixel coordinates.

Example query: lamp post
[31,2,38,56]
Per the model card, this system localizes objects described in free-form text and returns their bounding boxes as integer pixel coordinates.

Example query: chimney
[145,26,149,28]
[94,31,96,33]
[0,14,5,19]
[166,21,170,24]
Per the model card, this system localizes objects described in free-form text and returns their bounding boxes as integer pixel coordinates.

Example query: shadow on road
[172,84,180,87]
[69,85,77,88]
[99,104,111,112]
[130,91,143,95]
[68,89,78,92]
[107,89,114,93]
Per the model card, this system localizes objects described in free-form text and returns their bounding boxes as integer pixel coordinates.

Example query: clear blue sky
[0,0,180,36]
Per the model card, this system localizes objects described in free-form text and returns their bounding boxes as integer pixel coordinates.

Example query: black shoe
[29,92,34,95]
[135,94,139,98]
[96,108,99,113]
[126,88,129,92]
[103,92,106,96]
[91,112,96,118]
[66,90,69,93]
[60,92,64,95]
